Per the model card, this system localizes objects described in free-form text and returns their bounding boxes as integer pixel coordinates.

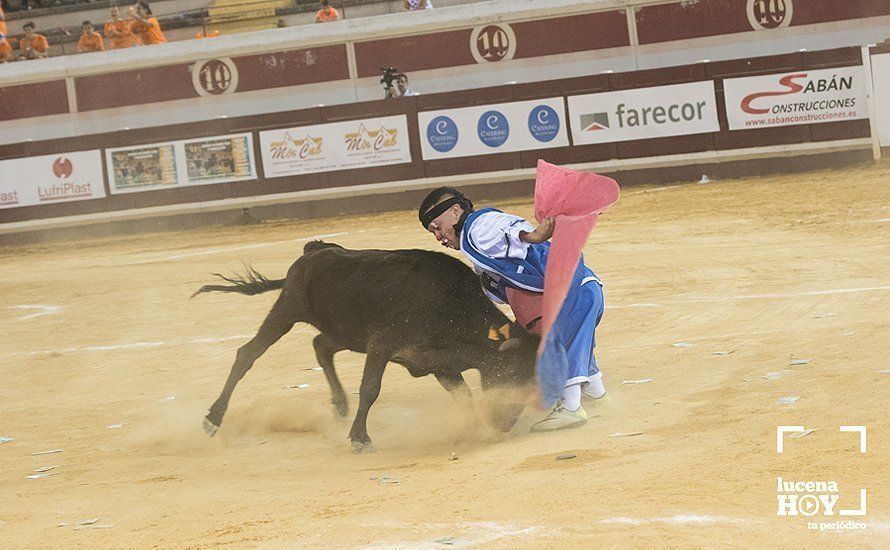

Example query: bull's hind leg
[348,344,390,453]
[204,294,298,436]
[312,333,348,417]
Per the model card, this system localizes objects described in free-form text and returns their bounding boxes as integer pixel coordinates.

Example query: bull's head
[481,321,539,431]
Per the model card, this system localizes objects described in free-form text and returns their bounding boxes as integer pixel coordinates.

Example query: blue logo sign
[427,116,459,153]
[477,110,510,148]
[528,105,560,143]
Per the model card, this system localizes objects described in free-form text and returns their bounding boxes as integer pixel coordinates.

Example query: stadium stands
[205,0,291,35]
[0,0,473,59]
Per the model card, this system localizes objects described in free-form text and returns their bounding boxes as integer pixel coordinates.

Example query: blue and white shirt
[460,208,601,304]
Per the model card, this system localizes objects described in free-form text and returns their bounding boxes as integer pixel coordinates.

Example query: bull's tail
[303,240,343,255]
[191,267,285,299]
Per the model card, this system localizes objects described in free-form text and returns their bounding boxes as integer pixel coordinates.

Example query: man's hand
[520,217,555,244]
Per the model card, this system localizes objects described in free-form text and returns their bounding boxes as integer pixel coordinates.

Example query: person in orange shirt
[18,22,49,60]
[315,0,340,23]
[0,37,14,63]
[127,6,143,45]
[77,21,104,53]
[130,1,166,46]
[1,5,8,42]
[105,5,136,49]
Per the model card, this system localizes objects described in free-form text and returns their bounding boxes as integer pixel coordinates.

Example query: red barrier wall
[636,0,890,44]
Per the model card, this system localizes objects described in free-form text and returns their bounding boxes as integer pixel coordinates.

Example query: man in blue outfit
[419,187,607,431]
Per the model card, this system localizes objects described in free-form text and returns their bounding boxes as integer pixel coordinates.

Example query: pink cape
[507,160,619,406]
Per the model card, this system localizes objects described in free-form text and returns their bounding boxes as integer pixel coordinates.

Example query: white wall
[872,52,890,147]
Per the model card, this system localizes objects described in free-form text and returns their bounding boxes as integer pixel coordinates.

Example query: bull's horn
[498,338,522,352]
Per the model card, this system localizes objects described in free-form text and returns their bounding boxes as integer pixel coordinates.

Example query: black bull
[193,241,539,452]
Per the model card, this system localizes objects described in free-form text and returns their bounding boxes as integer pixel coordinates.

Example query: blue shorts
[536,267,605,407]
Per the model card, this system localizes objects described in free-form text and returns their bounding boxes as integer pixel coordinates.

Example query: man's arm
[519,217,555,244]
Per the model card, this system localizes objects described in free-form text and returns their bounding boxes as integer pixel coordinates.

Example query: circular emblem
[798,494,820,517]
[528,105,560,143]
[193,58,239,97]
[470,24,517,64]
[427,116,459,153]
[52,157,73,179]
[747,0,792,30]
[477,110,510,148]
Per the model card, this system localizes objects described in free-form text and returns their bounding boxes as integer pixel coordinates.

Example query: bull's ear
[488,327,501,341]
[498,322,511,340]
[498,338,522,352]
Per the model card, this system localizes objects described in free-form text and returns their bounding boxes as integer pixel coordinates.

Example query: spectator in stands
[77,20,104,53]
[0,35,13,63]
[0,4,7,41]
[18,21,48,59]
[127,6,143,45]
[130,1,166,45]
[315,0,340,23]
[404,0,433,10]
[105,5,136,49]
[396,73,417,96]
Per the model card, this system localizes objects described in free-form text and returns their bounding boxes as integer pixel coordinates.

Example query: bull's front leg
[435,372,477,418]
[348,346,389,453]
[435,371,491,440]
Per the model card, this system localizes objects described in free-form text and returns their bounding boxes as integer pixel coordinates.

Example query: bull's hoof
[203,416,220,437]
[350,440,374,454]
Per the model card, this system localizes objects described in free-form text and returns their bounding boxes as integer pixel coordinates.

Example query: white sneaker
[583,388,608,400]
[582,377,607,400]
[530,403,588,432]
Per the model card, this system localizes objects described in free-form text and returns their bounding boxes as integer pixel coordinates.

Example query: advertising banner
[108,144,178,193]
[723,66,868,130]
[107,133,256,194]
[568,81,720,145]
[870,54,890,147]
[0,150,105,210]
[417,98,569,160]
[183,134,256,186]
[259,115,412,178]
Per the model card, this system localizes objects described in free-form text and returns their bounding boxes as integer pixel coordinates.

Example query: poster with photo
[183,134,256,185]
[107,133,256,194]
[107,144,178,193]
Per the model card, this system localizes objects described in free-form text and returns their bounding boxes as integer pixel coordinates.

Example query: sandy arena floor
[1,162,889,548]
